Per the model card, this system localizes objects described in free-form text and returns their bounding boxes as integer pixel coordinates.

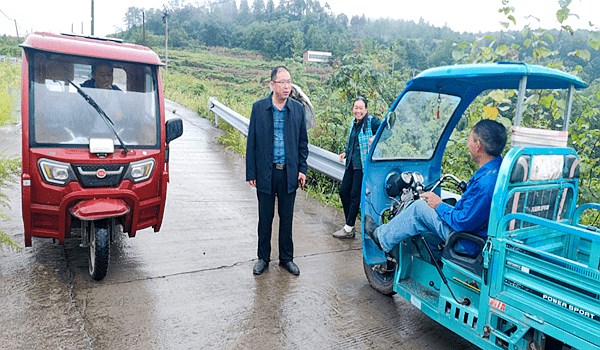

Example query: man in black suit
[246,66,309,276]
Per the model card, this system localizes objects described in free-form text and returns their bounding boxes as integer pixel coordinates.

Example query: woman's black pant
[339,167,363,227]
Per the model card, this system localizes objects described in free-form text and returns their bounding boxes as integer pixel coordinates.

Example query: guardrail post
[209,97,219,127]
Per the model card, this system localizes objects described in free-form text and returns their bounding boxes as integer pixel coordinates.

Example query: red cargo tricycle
[20,32,183,279]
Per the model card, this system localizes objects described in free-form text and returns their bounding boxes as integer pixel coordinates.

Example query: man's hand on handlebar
[420,192,442,209]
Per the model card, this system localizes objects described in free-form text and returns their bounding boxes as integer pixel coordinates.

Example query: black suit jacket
[246,93,309,194]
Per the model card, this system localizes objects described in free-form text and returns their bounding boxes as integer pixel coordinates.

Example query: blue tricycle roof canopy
[409,62,588,94]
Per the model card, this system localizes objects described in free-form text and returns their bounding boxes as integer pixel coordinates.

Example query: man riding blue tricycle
[361,63,599,350]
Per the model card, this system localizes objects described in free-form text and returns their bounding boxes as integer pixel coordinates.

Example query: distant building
[303,50,332,63]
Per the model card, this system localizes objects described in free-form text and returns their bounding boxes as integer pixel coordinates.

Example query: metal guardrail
[0,55,21,64]
[208,97,459,200]
[209,97,345,181]
[209,97,250,137]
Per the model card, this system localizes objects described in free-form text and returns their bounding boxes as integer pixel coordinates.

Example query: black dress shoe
[364,215,383,250]
[279,260,300,275]
[253,259,269,275]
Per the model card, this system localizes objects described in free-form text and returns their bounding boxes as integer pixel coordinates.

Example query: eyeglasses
[273,80,292,86]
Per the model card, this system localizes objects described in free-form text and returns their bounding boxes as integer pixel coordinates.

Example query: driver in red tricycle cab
[82,62,121,91]
[365,119,507,255]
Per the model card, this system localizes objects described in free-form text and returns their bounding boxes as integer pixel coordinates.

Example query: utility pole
[91,0,94,36]
[14,20,19,39]
[163,8,169,74]
[143,11,146,46]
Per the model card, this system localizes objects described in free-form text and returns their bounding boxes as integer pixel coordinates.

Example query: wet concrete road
[0,101,479,350]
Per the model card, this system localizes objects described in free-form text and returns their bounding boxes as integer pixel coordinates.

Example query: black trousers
[256,167,296,262]
[339,167,363,227]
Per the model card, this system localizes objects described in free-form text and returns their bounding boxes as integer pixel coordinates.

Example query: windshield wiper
[64,78,129,154]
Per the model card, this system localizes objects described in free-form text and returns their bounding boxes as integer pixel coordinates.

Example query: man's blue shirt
[273,104,286,164]
[436,156,503,237]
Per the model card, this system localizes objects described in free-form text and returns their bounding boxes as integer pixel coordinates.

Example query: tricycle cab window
[30,53,160,148]
[373,91,460,160]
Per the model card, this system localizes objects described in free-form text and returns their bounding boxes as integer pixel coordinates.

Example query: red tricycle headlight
[38,159,76,186]
[125,158,155,183]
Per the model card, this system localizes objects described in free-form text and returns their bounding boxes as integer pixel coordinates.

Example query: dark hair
[354,96,368,109]
[271,66,289,81]
[91,62,113,74]
[472,119,507,157]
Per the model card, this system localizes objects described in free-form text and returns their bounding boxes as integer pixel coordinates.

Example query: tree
[200,16,230,47]
[426,40,456,67]
[169,27,191,47]
[349,15,367,33]
[449,0,600,209]
[111,0,600,82]
[266,0,275,18]
[336,14,348,31]
[305,25,326,51]
[239,0,251,24]
[269,19,299,58]
[123,7,144,30]
[242,22,271,53]
[390,38,409,71]
[291,29,306,59]
[218,0,238,18]
[252,0,266,22]
[288,0,307,20]
[328,32,352,58]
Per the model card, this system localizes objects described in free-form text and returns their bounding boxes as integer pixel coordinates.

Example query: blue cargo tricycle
[362,63,599,349]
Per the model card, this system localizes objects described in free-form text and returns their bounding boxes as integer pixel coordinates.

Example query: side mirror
[166,118,183,144]
[456,115,468,132]
[386,111,396,129]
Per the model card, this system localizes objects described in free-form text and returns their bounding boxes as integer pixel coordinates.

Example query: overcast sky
[1,0,598,38]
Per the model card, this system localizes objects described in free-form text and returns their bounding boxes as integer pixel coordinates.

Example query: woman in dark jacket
[333,97,381,239]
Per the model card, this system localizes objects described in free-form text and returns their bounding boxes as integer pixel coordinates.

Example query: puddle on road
[62,230,161,350]
[1,225,161,350]
[222,272,295,350]
[211,251,383,350]
[73,282,159,349]
[0,239,90,349]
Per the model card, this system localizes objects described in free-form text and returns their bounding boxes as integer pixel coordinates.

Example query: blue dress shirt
[273,104,286,164]
[436,156,503,237]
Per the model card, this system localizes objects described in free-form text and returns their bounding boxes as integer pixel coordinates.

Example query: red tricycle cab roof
[20,32,163,66]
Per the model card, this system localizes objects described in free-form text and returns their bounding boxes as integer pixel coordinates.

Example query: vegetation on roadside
[0,60,23,250]
[0,60,20,125]
[0,35,21,57]
[117,0,600,84]
[161,52,342,206]
[446,0,600,225]
[0,153,21,251]
[158,1,600,221]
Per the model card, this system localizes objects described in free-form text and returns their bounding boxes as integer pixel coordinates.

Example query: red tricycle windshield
[29,52,160,149]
